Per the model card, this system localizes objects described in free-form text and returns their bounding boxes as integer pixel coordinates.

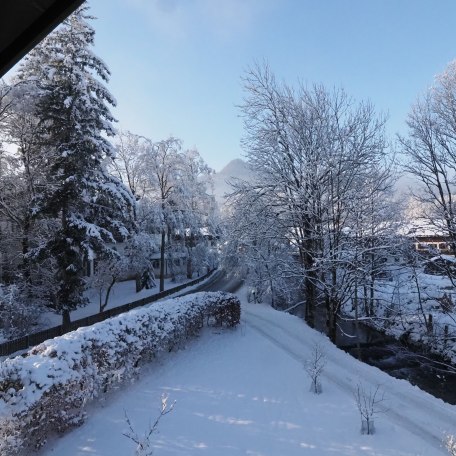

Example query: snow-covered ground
[39,288,456,455]
[350,267,456,364]
[38,277,188,328]
[0,273,215,350]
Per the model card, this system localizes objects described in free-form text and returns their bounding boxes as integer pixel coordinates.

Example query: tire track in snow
[243,308,453,454]
[245,308,456,424]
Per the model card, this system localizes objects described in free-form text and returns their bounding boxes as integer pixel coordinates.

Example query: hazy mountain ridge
[212,158,252,207]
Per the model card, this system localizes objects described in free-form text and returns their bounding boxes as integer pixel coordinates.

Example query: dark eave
[0,0,85,77]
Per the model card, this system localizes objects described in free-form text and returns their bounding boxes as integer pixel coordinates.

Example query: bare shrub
[438,293,454,314]
[304,343,326,394]
[354,382,386,435]
[447,434,456,456]
[123,394,175,456]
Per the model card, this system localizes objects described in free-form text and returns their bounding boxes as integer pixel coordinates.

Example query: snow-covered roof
[400,219,448,237]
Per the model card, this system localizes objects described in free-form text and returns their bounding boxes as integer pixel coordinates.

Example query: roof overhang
[0,0,85,77]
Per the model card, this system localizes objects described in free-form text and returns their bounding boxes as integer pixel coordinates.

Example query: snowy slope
[39,290,456,455]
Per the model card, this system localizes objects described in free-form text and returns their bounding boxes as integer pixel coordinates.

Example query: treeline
[223,61,456,347]
[0,6,218,334]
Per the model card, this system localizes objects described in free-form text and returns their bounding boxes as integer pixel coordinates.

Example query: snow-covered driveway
[40,295,455,455]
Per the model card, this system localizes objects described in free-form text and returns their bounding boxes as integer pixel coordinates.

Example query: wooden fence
[0,269,215,357]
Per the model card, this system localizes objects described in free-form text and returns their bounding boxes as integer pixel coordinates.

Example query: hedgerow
[0,291,240,455]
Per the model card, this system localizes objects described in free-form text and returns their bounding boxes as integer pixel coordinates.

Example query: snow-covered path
[40,295,455,455]
[244,305,456,454]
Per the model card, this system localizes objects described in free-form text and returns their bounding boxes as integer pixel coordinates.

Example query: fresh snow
[39,288,456,455]
[0,275,214,347]
[39,276,205,329]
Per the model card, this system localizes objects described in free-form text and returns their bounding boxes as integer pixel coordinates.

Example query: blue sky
[79,1,456,170]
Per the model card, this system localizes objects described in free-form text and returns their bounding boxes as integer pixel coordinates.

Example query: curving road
[185,269,244,294]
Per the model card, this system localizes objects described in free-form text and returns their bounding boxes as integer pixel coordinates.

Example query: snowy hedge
[0,291,240,455]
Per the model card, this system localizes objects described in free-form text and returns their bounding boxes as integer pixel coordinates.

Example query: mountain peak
[218,158,248,176]
[212,159,252,208]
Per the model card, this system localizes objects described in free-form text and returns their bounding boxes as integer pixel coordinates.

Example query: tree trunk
[100,277,116,313]
[186,243,193,279]
[354,279,362,360]
[270,278,275,309]
[21,213,31,297]
[304,276,315,328]
[327,302,338,343]
[369,278,375,316]
[160,229,166,292]
[363,284,371,316]
[62,308,71,328]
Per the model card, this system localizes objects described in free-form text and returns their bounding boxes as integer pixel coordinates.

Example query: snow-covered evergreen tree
[15,6,134,324]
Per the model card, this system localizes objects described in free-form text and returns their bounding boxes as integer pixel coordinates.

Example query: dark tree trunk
[62,308,71,328]
[304,275,316,328]
[21,213,31,296]
[327,302,338,343]
[186,256,192,279]
[100,277,116,313]
[160,229,165,292]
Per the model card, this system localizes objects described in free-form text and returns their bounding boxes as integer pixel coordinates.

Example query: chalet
[403,219,454,255]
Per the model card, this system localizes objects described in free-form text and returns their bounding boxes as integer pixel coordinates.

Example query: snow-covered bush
[205,292,240,327]
[0,284,41,339]
[0,291,240,454]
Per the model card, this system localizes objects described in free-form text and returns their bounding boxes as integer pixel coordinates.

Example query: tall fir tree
[16,6,134,324]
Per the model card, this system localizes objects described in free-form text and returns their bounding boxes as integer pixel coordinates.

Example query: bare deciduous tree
[237,62,391,340]
[224,179,300,308]
[112,130,150,202]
